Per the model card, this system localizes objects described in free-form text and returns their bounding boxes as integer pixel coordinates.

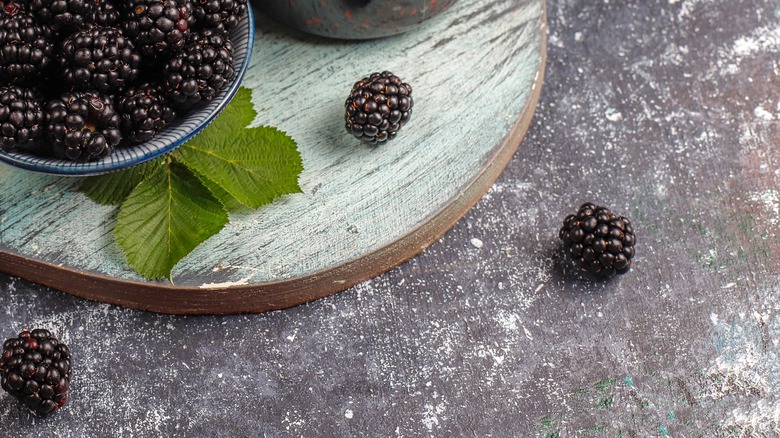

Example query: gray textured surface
[2,0,780,436]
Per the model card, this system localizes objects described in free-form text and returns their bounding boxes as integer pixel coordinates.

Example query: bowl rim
[0,6,256,177]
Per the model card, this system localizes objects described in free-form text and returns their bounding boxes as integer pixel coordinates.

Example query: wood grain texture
[0,0,547,314]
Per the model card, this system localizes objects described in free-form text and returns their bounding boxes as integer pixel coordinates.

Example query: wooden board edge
[0,8,549,315]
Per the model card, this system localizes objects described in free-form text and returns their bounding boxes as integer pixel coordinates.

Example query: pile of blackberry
[0,0,245,160]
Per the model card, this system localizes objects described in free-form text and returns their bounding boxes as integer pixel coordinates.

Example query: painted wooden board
[0,0,547,314]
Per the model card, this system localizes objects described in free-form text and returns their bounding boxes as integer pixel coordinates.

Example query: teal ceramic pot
[258,0,457,40]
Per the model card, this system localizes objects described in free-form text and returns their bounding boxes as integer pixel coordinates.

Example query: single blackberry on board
[162,29,234,107]
[117,82,176,144]
[559,203,636,279]
[30,0,96,35]
[345,71,413,144]
[0,3,54,84]
[1,329,72,416]
[123,0,193,58]
[191,0,247,31]
[60,26,141,93]
[45,91,122,161]
[0,85,45,152]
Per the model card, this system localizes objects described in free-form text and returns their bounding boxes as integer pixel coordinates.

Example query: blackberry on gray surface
[123,0,193,58]
[118,82,176,144]
[559,203,636,279]
[1,329,71,416]
[0,3,54,84]
[30,0,96,34]
[0,85,45,151]
[60,26,141,93]
[192,0,247,31]
[345,71,413,144]
[163,29,234,107]
[45,91,122,161]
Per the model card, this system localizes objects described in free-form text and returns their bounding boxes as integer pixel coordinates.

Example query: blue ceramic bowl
[0,6,255,176]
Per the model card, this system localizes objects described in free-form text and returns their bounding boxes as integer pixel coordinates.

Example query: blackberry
[95,0,123,26]
[117,82,176,144]
[1,329,71,416]
[559,203,636,279]
[123,0,193,58]
[0,4,54,84]
[345,71,413,144]
[0,0,27,11]
[163,29,234,107]
[0,85,45,152]
[45,91,122,161]
[192,0,247,31]
[30,0,96,34]
[60,26,141,93]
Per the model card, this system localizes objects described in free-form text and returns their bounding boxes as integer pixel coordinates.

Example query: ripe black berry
[118,82,176,144]
[0,4,54,84]
[559,202,636,279]
[163,29,234,107]
[1,329,71,416]
[30,0,96,34]
[192,0,247,31]
[95,0,123,26]
[345,71,413,144]
[123,0,193,58]
[60,26,141,93]
[45,91,122,161]
[0,85,45,152]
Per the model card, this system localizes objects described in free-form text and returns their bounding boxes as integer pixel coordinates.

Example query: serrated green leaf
[115,161,228,280]
[77,159,164,205]
[189,166,248,212]
[190,87,256,146]
[177,126,303,209]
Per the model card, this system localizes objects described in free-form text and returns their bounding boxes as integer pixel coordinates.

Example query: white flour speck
[754,105,774,120]
[470,238,484,249]
[733,24,780,57]
[421,402,446,431]
[344,409,354,419]
[750,189,780,225]
[677,0,706,20]
[605,108,623,122]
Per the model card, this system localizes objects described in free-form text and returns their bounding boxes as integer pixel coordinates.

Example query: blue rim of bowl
[0,6,256,176]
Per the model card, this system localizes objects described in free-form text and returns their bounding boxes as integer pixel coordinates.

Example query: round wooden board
[0,0,547,315]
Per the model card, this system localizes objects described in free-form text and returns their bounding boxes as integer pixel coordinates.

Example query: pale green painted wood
[0,0,545,287]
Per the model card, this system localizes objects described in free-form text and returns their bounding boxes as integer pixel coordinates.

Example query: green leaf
[77,159,164,205]
[115,161,228,280]
[177,126,303,209]
[190,167,247,212]
[190,87,256,145]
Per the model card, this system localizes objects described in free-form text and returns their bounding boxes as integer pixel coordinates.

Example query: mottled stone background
[2,0,779,436]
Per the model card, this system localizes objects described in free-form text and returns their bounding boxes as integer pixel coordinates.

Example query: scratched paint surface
[1,0,780,436]
[0,0,545,287]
